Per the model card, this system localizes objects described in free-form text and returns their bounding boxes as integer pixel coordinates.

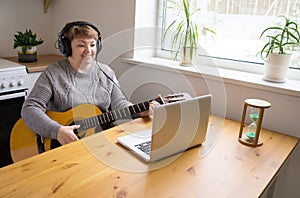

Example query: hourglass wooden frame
[238,99,271,147]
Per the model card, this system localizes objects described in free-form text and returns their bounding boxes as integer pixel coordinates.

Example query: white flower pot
[17,46,37,62]
[180,47,197,66]
[263,53,291,83]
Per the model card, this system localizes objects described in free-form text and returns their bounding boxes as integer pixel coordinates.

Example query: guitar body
[10,93,191,162]
[10,104,102,162]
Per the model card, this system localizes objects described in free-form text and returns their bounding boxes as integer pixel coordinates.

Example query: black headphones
[58,21,102,57]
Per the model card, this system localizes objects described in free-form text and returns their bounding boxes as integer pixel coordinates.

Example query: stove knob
[1,81,8,88]
[18,79,24,86]
[10,80,16,87]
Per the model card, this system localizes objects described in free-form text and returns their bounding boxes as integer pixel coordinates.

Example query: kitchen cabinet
[3,54,63,73]
[2,54,63,93]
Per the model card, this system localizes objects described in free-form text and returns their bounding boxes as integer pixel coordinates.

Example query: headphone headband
[58,21,102,57]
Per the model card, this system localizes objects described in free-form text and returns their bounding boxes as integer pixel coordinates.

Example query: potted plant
[163,0,215,66]
[259,15,300,82]
[13,29,44,62]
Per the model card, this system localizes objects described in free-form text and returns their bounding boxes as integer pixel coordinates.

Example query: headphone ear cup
[59,37,72,57]
[58,37,64,55]
[96,39,102,55]
[63,38,72,57]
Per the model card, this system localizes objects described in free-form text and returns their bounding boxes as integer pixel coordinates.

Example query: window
[158,0,300,71]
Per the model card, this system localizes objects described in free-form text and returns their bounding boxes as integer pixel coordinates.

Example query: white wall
[0,0,135,57]
[0,0,54,56]
[112,61,300,137]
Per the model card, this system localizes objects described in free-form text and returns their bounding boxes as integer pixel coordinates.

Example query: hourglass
[238,99,271,147]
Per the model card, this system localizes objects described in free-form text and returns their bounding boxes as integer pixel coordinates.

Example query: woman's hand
[139,100,160,117]
[57,125,80,145]
[149,100,160,116]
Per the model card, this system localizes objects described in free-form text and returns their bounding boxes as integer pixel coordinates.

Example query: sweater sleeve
[21,70,61,139]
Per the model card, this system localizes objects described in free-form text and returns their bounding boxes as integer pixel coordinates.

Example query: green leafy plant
[13,29,44,54]
[259,15,300,60]
[163,0,215,63]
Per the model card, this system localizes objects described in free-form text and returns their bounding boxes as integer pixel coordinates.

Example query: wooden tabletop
[2,54,63,73]
[0,116,298,197]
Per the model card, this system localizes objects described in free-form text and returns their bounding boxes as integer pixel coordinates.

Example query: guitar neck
[76,97,163,132]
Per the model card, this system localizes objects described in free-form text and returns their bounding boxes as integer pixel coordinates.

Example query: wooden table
[3,54,63,73]
[0,116,298,197]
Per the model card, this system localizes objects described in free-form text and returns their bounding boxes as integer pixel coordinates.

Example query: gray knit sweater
[21,58,132,139]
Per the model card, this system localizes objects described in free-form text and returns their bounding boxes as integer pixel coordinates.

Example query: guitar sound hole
[50,139,62,149]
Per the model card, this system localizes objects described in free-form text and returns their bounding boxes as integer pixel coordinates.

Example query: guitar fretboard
[76,98,163,132]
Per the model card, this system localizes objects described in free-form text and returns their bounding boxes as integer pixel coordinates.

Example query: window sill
[123,57,300,98]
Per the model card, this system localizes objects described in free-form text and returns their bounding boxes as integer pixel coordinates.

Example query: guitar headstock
[154,93,192,104]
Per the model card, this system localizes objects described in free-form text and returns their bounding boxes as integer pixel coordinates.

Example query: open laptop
[117,94,211,162]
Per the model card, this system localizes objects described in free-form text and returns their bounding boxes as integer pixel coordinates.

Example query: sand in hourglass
[245,113,259,140]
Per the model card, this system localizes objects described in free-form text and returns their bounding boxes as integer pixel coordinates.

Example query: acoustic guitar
[10,93,191,162]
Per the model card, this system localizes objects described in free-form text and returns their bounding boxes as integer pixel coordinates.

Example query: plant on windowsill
[163,0,216,66]
[13,29,44,63]
[259,15,300,82]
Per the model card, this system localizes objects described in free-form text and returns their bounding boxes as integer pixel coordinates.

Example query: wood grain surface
[0,116,298,198]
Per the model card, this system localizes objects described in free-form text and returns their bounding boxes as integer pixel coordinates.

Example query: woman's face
[70,36,97,67]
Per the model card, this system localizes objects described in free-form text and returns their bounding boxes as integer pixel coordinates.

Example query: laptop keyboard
[135,141,151,155]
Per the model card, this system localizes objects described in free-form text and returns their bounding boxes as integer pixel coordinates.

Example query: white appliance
[0,58,28,167]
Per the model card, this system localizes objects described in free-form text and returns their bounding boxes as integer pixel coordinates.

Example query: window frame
[154,0,300,80]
